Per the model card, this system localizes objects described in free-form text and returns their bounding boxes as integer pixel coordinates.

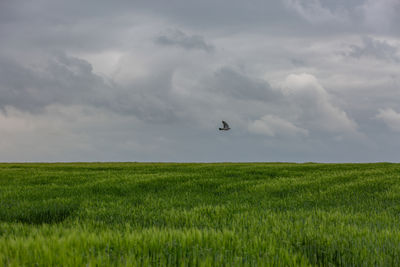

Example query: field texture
[1,163,400,266]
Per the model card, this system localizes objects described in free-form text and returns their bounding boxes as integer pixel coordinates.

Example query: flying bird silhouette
[219,121,230,131]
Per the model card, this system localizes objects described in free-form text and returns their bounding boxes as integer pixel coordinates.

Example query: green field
[1,162,400,266]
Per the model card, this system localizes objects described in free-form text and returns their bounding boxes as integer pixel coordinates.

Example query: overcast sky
[1,0,400,162]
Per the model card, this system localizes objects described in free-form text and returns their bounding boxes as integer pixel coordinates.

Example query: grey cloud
[361,0,400,33]
[347,36,400,62]
[0,53,180,123]
[107,70,181,123]
[0,54,107,113]
[155,30,214,52]
[290,58,307,67]
[196,68,359,138]
[208,67,282,101]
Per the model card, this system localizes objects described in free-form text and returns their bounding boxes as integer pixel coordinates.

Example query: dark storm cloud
[155,30,214,52]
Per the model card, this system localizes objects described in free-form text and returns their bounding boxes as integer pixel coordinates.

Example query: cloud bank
[1,0,400,162]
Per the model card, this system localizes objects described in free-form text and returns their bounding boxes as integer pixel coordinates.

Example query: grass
[0,162,400,266]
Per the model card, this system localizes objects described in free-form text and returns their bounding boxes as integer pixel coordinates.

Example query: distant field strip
[1,162,400,266]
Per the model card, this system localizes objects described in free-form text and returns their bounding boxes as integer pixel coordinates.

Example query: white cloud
[248,115,308,137]
[284,0,346,23]
[283,73,359,135]
[376,108,400,132]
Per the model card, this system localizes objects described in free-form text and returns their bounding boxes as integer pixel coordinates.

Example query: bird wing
[222,121,229,128]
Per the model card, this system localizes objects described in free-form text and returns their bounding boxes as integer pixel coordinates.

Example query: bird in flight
[219,121,231,131]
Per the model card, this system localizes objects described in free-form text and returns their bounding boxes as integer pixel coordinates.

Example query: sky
[1,0,400,162]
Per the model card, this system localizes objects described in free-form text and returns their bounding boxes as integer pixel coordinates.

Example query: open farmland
[1,162,400,266]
